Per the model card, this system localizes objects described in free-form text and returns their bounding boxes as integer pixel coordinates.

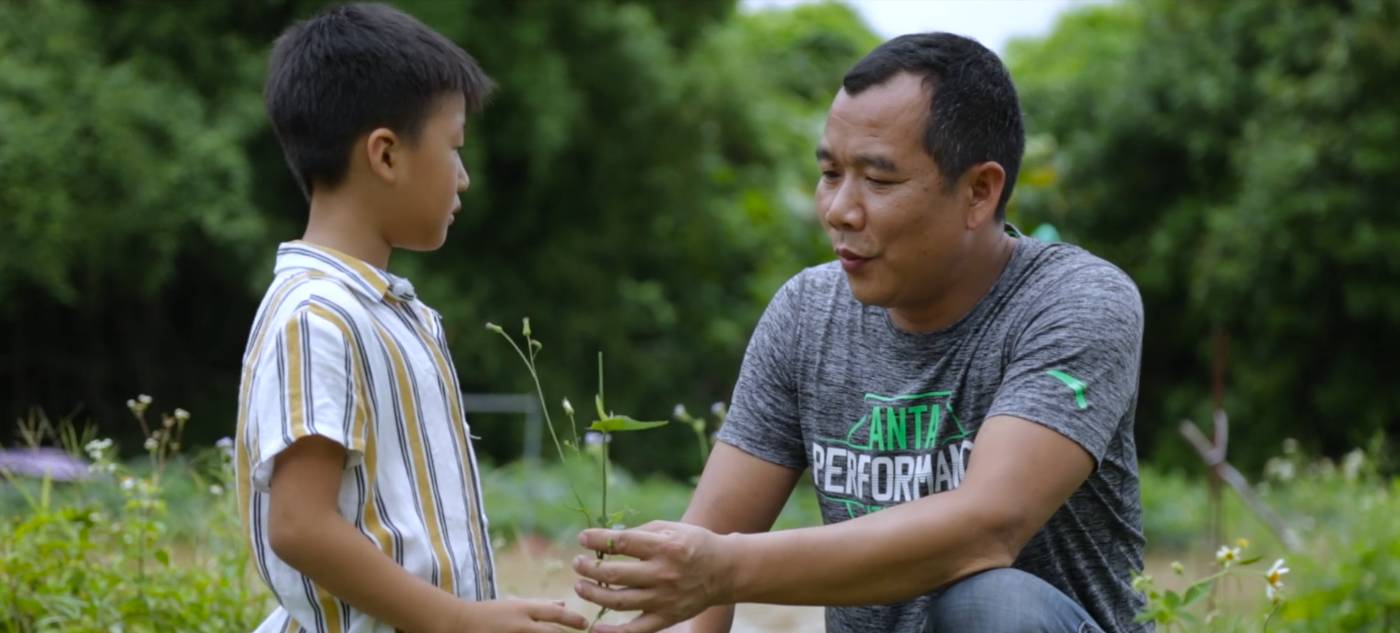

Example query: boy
[233,4,587,632]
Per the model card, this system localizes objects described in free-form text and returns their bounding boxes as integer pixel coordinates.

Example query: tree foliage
[0,0,875,475]
[1007,0,1400,469]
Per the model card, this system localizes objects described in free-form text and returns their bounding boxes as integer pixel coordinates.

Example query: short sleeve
[716,275,808,469]
[249,308,372,492]
[987,265,1144,464]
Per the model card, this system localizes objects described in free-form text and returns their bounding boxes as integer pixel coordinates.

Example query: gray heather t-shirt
[717,234,1147,633]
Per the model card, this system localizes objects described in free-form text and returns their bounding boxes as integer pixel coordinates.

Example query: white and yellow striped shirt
[235,241,496,633]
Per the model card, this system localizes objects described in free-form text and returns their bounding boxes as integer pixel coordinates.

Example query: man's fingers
[593,612,675,633]
[574,579,653,612]
[527,601,588,629]
[579,527,663,558]
[572,556,656,587]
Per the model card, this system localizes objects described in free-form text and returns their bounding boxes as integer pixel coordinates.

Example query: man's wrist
[713,531,751,606]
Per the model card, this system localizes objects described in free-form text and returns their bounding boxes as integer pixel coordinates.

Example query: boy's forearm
[273,510,463,633]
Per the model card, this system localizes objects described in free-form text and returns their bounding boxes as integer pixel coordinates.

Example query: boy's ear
[364,127,401,184]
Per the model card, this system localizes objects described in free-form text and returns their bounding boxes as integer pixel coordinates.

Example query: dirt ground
[494,539,825,633]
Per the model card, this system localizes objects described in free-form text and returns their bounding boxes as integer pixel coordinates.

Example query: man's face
[388,93,469,251]
[815,72,970,313]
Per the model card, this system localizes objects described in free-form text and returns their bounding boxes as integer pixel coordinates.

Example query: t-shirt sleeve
[248,308,372,492]
[987,264,1144,464]
[715,274,808,470]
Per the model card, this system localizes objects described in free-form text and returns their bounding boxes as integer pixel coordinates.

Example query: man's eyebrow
[813,148,898,172]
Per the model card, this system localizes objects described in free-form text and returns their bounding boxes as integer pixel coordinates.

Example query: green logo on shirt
[1046,369,1088,409]
[811,391,975,518]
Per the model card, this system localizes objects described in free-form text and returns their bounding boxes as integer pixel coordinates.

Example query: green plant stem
[491,329,590,524]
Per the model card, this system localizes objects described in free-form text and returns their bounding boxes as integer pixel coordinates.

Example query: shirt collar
[273,241,417,302]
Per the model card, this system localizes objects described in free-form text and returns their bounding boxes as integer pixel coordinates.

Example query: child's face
[387,93,469,251]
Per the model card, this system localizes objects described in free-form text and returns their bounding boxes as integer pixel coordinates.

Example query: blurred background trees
[1,0,1395,476]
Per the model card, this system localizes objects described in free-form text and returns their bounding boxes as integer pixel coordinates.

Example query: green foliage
[1135,437,1400,631]
[0,0,875,476]
[0,408,267,632]
[1006,0,1400,471]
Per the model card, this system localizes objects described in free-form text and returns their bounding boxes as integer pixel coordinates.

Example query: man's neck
[303,189,392,270]
[887,230,1016,333]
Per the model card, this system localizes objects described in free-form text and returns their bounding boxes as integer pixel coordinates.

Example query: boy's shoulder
[246,271,377,359]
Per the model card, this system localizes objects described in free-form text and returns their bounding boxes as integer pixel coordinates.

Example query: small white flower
[673,403,688,419]
[1171,561,1185,575]
[1266,558,1289,590]
[137,394,153,405]
[1215,545,1241,567]
[209,484,224,496]
[1266,583,1283,604]
[584,431,607,446]
[562,398,575,417]
[710,401,727,417]
[121,477,137,491]
[126,399,138,410]
[1342,449,1365,482]
[144,437,159,451]
[216,437,234,449]
[162,415,175,428]
[173,408,190,422]
[1266,458,1296,482]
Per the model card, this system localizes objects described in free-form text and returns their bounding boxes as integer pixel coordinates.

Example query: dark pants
[924,568,1105,633]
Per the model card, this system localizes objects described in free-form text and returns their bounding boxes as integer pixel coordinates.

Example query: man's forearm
[273,510,463,633]
[725,488,1016,606]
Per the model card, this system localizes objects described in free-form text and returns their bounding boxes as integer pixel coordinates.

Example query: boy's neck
[303,188,393,270]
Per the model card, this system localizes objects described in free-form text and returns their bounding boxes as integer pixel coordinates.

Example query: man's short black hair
[265,2,494,197]
[843,33,1025,220]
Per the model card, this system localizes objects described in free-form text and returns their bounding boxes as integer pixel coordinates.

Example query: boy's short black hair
[265,2,494,197]
[843,33,1024,220]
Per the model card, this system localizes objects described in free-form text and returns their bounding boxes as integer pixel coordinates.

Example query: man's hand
[573,521,736,633]
[451,599,588,633]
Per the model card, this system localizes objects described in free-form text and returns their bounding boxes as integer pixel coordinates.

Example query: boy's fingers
[527,602,588,629]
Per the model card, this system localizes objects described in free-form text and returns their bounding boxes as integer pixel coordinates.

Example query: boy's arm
[270,435,587,633]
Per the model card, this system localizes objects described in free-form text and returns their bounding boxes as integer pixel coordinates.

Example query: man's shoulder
[1012,240,1141,309]
[779,261,846,302]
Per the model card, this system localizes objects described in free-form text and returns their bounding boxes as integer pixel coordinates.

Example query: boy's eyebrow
[815,147,898,172]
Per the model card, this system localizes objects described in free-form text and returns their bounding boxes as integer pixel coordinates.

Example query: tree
[1007,0,1400,470]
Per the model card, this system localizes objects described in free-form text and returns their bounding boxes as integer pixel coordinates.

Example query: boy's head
[266,3,493,249]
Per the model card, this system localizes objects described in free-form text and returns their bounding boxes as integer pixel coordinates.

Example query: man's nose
[823,179,864,232]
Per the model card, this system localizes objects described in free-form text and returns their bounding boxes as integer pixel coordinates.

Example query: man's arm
[666,442,802,633]
[574,415,1092,633]
[270,436,587,633]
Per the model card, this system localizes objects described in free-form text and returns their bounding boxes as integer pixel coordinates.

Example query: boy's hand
[451,598,588,633]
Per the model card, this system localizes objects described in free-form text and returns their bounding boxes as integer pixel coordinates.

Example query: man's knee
[924,568,1101,633]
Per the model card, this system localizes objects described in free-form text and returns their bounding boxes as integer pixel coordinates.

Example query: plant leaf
[595,394,608,420]
[1183,580,1210,606]
[590,415,668,432]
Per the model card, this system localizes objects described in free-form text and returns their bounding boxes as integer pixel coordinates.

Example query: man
[573,32,1146,633]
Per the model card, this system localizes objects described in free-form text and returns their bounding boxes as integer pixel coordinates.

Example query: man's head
[843,32,1024,220]
[816,33,1024,322]
[265,3,493,249]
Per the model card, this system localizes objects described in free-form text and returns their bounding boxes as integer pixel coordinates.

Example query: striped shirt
[234,241,496,633]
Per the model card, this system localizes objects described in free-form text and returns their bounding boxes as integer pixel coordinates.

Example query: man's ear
[364,127,400,184]
[962,161,1007,230]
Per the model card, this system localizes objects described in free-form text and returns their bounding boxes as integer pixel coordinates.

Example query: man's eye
[820,170,840,181]
[866,177,895,186]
